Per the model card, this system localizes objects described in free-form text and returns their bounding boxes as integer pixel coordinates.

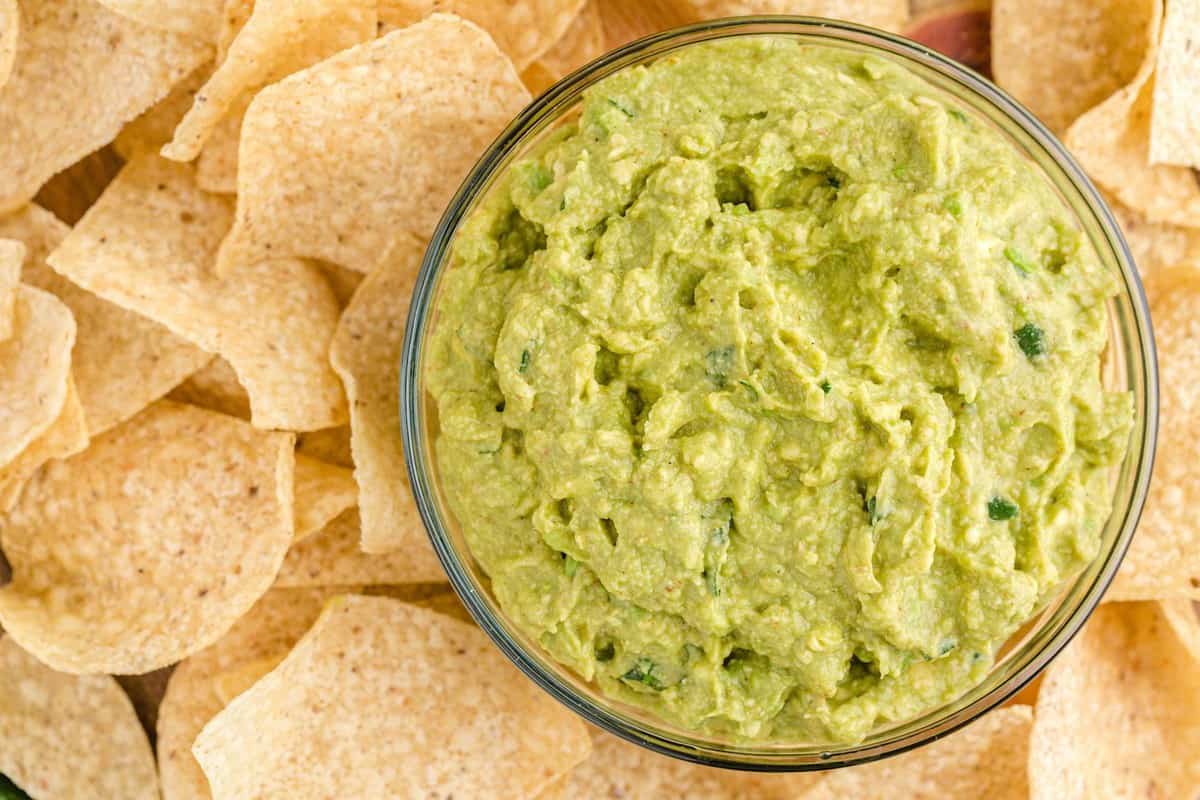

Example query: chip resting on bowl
[216,13,530,275]
[0,400,295,674]
[193,595,591,798]
[45,155,347,432]
[0,636,159,800]
[0,0,210,212]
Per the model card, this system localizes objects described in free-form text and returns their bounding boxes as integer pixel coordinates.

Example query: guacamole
[426,38,1132,743]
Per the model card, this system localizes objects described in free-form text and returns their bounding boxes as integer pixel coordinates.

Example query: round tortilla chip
[677,1,907,32]
[1110,265,1200,600]
[192,596,591,798]
[1028,602,1200,799]
[0,400,295,674]
[293,454,358,542]
[216,13,530,275]
[992,0,1158,134]
[329,234,441,563]
[0,204,212,437]
[276,509,444,587]
[0,0,210,213]
[379,0,588,69]
[161,0,376,162]
[0,636,159,800]
[0,283,74,467]
[45,156,348,432]
[96,0,224,41]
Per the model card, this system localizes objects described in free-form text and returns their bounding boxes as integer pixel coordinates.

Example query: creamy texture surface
[426,38,1131,743]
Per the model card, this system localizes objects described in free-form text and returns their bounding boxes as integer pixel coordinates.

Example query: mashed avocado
[426,38,1131,743]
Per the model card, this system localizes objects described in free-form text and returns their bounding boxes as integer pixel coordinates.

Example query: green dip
[426,38,1132,743]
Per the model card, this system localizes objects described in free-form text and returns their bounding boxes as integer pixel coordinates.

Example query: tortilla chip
[294,454,358,542]
[46,156,348,431]
[1149,0,1200,167]
[992,0,1158,134]
[96,0,224,41]
[1029,602,1200,798]
[330,235,437,558]
[158,587,342,800]
[523,0,604,93]
[162,0,376,162]
[0,636,159,800]
[115,62,214,159]
[1110,266,1200,600]
[0,0,15,92]
[0,238,23,340]
[216,0,254,60]
[794,706,1032,799]
[378,0,587,69]
[1160,599,1200,663]
[167,357,251,420]
[211,654,287,707]
[193,596,591,798]
[1,205,211,436]
[0,284,74,466]
[0,0,210,213]
[676,1,907,32]
[296,424,354,469]
[0,377,89,512]
[276,509,444,587]
[194,101,244,194]
[1107,191,1200,274]
[0,400,295,674]
[217,14,530,275]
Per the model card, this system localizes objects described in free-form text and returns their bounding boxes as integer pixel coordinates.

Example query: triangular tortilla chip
[168,357,251,421]
[276,509,444,587]
[522,0,605,94]
[1149,0,1200,167]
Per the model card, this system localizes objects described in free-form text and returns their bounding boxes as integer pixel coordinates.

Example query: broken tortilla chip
[193,596,591,798]
[677,1,908,32]
[276,509,444,587]
[295,424,354,469]
[1110,265,1200,600]
[1149,0,1200,167]
[161,0,376,162]
[0,400,295,674]
[0,376,89,512]
[992,0,1159,134]
[167,357,251,421]
[96,0,224,41]
[114,62,214,160]
[158,587,345,800]
[796,706,1032,799]
[0,0,210,212]
[1063,4,1200,229]
[294,454,358,542]
[46,156,348,432]
[330,234,440,558]
[0,205,212,436]
[378,0,588,69]
[0,283,74,467]
[0,238,23,340]
[217,13,530,275]
[1028,602,1200,799]
[0,636,159,800]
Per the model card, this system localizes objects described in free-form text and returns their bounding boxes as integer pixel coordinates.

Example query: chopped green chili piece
[606,97,636,118]
[705,346,736,388]
[595,641,615,662]
[819,379,832,394]
[704,568,720,597]
[988,496,1018,521]
[943,195,962,217]
[892,164,907,178]
[518,349,531,373]
[866,495,885,525]
[1014,323,1046,358]
[622,657,665,689]
[938,638,958,656]
[1004,246,1036,275]
[948,108,969,124]
[737,379,758,401]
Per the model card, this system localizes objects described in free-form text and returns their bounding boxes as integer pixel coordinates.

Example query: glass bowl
[399,17,1158,770]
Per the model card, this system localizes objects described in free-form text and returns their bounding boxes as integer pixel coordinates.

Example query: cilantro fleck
[518,349,531,374]
[1014,323,1046,358]
[937,638,958,656]
[988,496,1018,521]
[819,379,832,394]
[621,657,665,690]
[943,195,962,217]
[705,346,736,388]
[737,379,759,401]
[606,97,636,118]
[826,174,842,189]
[1004,246,1036,275]
[892,163,907,179]
[949,108,969,124]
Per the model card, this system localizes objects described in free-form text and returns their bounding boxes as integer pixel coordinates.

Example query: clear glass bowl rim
[400,16,1159,771]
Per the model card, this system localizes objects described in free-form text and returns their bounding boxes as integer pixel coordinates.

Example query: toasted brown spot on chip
[192,596,591,797]
[0,0,210,212]
[0,636,159,800]
[217,13,530,275]
[0,400,295,674]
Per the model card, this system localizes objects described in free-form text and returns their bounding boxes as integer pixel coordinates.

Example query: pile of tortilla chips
[0,1,1196,798]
